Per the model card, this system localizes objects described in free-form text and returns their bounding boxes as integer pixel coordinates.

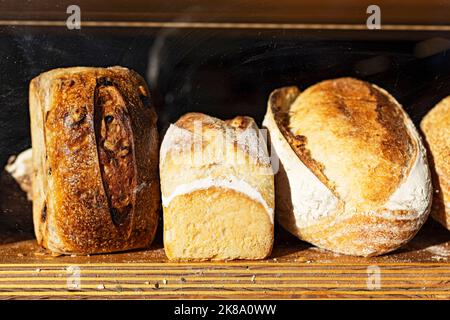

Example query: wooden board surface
[1,170,450,299]
[0,237,449,299]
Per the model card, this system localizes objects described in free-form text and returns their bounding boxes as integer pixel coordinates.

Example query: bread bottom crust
[275,161,430,257]
[163,187,273,261]
[40,227,158,256]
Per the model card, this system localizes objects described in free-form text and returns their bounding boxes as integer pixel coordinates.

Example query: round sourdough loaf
[160,113,274,261]
[263,77,432,256]
[421,96,450,230]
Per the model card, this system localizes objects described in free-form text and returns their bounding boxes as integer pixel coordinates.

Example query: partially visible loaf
[29,66,160,254]
[5,148,33,200]
[421,96,450,230]
[160,113,274,261]
[263,78,432,256]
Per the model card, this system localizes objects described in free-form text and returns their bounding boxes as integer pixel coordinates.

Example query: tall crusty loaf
[263,77,432,257]
[29,66,160,254]
[421,96,450,230]
[160,113,274,261]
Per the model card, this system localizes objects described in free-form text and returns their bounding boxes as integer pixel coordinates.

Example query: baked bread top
[288,78,414,210]
[160,112,274,219]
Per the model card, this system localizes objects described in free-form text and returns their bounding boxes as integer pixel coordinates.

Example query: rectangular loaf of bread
[29,66,160,254]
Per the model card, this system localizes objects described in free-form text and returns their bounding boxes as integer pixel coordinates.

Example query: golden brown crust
[268,86,334,192]
[287,78,414,206]
[421,96,450,229]
[176,112,257,133]
[264,77,431,257]
[30,66,160,254]
[175,112,217,131]
[95,85,135,228]
[171,112,272,168]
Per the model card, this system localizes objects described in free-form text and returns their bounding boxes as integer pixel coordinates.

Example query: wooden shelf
[0,234,449,299]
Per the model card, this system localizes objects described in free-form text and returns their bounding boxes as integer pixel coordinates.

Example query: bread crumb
[51,252,63,257]
[294,257,308,262]
[97,284,105,290]
[17,253,24,257]
[163,279,168,284]
[35,268,41,273]
[431,256,447,261]
[68,283,80,290]
[144,281,150,285]
[251,275,256,282]
[71,254,77,258]
[425,244,450,257]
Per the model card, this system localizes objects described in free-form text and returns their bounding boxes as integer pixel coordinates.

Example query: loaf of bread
[160,113,274,260]
[29,66,160,254]
[263,77,432,257]
[5,148,33,200]
[421,96,450,230]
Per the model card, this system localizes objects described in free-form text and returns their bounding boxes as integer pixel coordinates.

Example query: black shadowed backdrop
[1,26,449,168]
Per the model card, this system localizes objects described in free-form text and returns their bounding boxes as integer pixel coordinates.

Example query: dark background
[1,26,450,168]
